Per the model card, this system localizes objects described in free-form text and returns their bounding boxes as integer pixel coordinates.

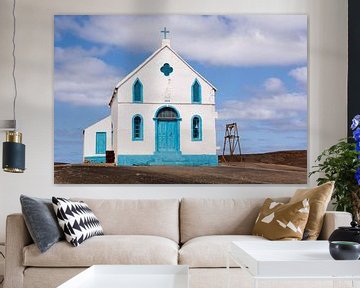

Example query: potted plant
[310,115,360,222]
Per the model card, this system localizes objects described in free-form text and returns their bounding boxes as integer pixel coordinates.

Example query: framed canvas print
[54,15,308,184]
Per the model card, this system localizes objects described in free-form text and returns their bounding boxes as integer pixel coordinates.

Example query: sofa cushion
[179,235,267,268]
[23,235,178,267]
[72,198,179,243]
[180,198,288,243]
[24,268,86,288]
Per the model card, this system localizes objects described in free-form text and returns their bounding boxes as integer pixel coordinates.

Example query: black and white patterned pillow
[52,197,104,247]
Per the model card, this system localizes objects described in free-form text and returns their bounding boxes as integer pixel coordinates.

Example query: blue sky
[54,15,307,163]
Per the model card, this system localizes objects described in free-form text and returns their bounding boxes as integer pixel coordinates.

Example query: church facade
[83,36,218,166]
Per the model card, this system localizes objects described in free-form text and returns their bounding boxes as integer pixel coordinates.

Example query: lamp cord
[11,0,17,129]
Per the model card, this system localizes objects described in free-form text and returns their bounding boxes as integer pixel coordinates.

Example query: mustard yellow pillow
[289,181,334,240]
[252,198,310,240]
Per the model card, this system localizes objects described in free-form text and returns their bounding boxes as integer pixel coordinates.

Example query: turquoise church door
[157,120,179,152]
[96,132,106,154]
[155,106,180,153]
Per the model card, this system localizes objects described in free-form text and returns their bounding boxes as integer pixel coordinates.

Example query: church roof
[83,115,111,131]
[109,42,216,106]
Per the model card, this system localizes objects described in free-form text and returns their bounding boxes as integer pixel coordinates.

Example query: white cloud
[263,77,285,93]
[218,76,307,131]
[289,66,307,87]
[218,93,306,120]
[54,46,122,106]
[55,15,307,67]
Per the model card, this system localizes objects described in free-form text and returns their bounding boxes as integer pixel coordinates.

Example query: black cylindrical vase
[2,131,25,173]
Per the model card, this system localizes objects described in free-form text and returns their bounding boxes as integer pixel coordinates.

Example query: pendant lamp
[1,0,25,173]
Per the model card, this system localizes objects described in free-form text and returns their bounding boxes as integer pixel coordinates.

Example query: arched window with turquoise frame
[132,114,143,141]
[132,78,143,103]
[191,115,202,141]
[191,79,202,103]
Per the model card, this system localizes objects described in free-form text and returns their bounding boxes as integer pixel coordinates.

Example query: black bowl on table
[329,241,360,260]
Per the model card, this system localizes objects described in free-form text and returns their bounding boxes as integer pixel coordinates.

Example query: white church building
[83,30,218,166]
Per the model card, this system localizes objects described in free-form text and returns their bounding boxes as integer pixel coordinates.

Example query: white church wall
[0,0,348,242]
[113,41,218,165]
[180,105,217,155]
[117,104,156,155]
[83,116,112,160]
[111,96,119,163]
[116,103,216,156]
[116,46,215,106]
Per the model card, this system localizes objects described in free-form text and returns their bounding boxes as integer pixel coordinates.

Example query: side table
[227,241,360,288]
[58,265,189,288]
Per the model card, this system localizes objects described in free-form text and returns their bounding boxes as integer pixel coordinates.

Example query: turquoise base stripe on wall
[117,154,218,166]
[84,154,218,166]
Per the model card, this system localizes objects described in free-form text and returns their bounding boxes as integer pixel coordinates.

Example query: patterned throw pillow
[52,197,104,247]
[252,198,310,240]
[289,181,334,240]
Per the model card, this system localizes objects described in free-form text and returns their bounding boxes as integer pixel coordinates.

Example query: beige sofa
[4,198,352,288]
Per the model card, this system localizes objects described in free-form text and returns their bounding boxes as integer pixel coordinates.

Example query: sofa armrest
[4,214,33,288]
[318,211,352,240]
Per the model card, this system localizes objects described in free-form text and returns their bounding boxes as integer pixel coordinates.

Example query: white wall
[117,46,215,105]
[0,0,348,242]
[83,116,112,159]
[111,95,119,163]
[117,104,216,155]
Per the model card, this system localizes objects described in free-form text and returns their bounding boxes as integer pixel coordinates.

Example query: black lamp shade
[3,141,25,173]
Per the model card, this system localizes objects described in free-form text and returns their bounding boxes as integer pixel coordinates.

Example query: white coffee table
[58,265,189,288]
[228,241,360,288]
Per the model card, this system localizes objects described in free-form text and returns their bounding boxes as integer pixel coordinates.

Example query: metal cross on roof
[161,27,170,39]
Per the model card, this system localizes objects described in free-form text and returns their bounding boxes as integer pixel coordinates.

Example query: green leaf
[310,139,360,216]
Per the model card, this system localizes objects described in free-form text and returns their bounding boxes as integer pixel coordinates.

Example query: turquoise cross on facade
[161,27,170,39]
